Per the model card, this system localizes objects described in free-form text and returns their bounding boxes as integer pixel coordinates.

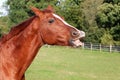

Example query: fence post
[100,44,101,52]
[90,43,92,51]
[110,44,112,53]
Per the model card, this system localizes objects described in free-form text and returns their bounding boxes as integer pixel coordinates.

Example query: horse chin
[69,39,83,48]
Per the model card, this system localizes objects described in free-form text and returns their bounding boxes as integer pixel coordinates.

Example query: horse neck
[1,16,44,80]
[13,17,44,77]
[12,16,43,52]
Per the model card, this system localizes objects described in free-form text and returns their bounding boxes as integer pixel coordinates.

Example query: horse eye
[48,19,54,23]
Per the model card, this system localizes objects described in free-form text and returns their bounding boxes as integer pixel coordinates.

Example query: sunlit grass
[26,46,120,80]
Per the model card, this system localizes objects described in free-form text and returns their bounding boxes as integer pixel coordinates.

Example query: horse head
[31,6,85,47]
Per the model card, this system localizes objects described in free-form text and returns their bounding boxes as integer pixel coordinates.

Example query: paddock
[26,46,120,80]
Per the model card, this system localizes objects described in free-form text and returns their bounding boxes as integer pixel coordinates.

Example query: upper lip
[72,31,85,40]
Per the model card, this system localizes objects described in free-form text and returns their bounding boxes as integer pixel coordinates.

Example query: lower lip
[69,39,83,47]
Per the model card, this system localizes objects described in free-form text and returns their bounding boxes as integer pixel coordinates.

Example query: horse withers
[0,6,85,80]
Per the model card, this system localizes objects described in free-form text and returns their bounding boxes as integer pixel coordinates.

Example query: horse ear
[46,5,54,12]
[31,6,43,17]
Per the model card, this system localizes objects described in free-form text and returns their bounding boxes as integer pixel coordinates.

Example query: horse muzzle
[69,30,85,47]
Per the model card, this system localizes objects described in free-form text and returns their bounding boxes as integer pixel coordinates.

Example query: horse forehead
[52,14,70,26]
[52,13,78,31]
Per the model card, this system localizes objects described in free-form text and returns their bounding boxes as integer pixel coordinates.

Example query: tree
[0,16,10,37]
[81,0,104,27]
[96,3,120,28]
[7,0,59,24]
[110,24,120,41]
[101,30,114,45]
[96,1,120,45]
[79,0,104,43]
[103,0,120,4]
[85,27,104,43]
[59,0,85,30]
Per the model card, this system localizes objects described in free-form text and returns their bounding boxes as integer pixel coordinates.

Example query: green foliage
[110,24,120,41]
[85,27,104,43]
[81,0,104,27]
[59,0,85,30]
[7,0,29,24]
[0,16,11,37]
[7,0,59,24]
[81,0,104,43]
[101,31,114,45]
[96,3,120,28]
[96,2,120,44]
[103,0,120,4]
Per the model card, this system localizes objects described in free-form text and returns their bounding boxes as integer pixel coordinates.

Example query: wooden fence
[82,42,120,53]
[45,42,120,53]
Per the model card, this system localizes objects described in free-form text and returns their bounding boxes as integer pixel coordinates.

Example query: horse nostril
[72,31,79,36]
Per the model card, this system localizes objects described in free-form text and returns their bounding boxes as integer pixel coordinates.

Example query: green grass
[26,46,120,80]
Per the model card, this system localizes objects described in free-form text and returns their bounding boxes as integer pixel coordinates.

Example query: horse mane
[0,16,36,44]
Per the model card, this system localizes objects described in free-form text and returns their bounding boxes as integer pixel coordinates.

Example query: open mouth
[69,39,84,48]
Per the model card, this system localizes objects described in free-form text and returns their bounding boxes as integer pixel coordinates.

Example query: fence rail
[45,42,120,53]
[82,43,120,53]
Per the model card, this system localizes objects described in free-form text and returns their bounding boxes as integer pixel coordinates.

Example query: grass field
[26,46,120,80]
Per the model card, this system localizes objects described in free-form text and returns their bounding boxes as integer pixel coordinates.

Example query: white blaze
[52,14,78,30]
[52,13,85,38]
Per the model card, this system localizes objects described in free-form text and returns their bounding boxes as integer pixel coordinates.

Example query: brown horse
[0,6,85,80]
